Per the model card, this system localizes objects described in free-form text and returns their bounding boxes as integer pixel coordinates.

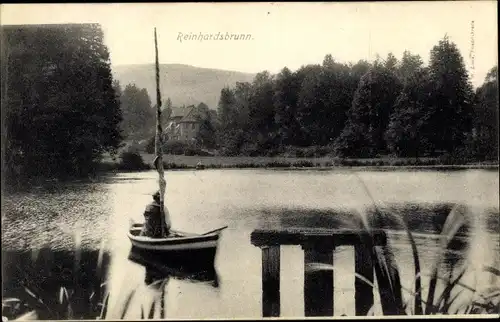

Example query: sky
[2,1,498,87]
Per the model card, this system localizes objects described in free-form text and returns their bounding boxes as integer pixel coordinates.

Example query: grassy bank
[100,153,499,172]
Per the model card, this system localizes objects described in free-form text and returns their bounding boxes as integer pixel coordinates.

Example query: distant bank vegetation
[101,150,498,173]
[114,35,498,170]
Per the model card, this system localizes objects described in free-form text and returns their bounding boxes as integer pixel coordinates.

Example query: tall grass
[2,233,110,320]
[2,230,113,321]
[1,229,172,321]
[306,174,500,316]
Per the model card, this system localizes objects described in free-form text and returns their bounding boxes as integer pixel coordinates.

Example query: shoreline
[4,156,497,191]
[107,163,500,172]
[100,153,499,173]
[96,164,500,180]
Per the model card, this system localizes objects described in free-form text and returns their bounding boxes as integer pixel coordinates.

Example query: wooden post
[250,228,387,318]
[261,246,280,317]
[354,244,374,316]
[303,241,334,316]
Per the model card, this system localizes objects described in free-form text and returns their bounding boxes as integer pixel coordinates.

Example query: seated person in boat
[141,190,172,238]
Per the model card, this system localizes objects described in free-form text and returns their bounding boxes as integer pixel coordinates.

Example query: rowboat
[127,223,227,268]
[127,29,227,269]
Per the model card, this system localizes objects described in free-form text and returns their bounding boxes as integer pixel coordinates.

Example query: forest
[214,37,498,161]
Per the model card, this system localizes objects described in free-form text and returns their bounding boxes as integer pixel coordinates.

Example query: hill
[112,64,256,109]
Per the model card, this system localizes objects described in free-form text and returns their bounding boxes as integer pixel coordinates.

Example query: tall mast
[154,27,167,236]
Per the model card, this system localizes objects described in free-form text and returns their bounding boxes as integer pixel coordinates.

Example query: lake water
[2,169,499,318]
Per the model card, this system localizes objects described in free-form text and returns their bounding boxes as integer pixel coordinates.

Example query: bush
[292,160,314,168]
[118,151,149,171]
[265,161,291,168]
[183,147,197,156]
[162,141,213,156]
[163,162,190,170]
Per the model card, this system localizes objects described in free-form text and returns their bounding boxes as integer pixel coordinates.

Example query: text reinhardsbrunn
[177,32,253,42]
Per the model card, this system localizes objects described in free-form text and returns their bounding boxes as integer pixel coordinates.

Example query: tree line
[2,25,497,185]
[215,36,498,161]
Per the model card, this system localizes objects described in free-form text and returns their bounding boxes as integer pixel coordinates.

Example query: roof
[169,106,194,119]
[180,106,202,123]
[168,105,208,123]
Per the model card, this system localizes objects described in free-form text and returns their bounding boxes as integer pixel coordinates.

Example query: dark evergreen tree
[385,52,399,73]
[427,35,474,154]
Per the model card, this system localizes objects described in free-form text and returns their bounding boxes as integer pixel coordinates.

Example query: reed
[305,175,500,316]
[1,232,115,320]
[1,236,172,320]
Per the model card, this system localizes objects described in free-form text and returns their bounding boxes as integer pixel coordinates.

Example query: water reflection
[128,248,220,289]
[104,248,222,319]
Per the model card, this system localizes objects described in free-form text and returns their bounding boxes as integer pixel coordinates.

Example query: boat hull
[128,235,219,251]
[127,223,221,268]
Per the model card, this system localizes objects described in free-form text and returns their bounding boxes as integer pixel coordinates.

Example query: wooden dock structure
[250,228,387,317]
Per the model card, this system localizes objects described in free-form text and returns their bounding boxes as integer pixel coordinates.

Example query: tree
[471,66,498,160]
[164,97,173,110]
[245,71,276,154]
[385,51,431,157]
[296,64,324,145]
[216,87,242,155]
[113,80,122,101]
[336,65,402,157]
[119,83,155,140]
[194,102,217,149]
[3,24,123,181]
[350,60,372,80]
[196,102,210,112]
[385,52,399,73]
[273,67,301,146]
[217,87,235,130]
[426,35,474,154]
[301,56,355,146]
[397,50,425,85]
[385,68,434,157]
